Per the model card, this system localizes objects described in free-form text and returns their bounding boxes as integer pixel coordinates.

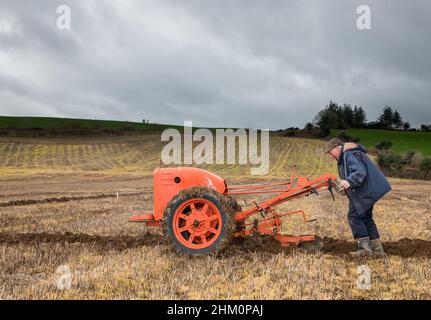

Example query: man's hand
[339,179,351,190]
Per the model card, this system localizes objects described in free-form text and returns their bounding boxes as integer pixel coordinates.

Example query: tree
[393,110,403,129]
[378,106,394,129]
[403,122,410,131]
[314,108,338,135]
[305,122,314,132]
[352,106,366,128]
[340,104,354,128]
[312,100,371,135]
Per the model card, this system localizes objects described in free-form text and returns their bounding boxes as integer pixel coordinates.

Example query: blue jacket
[338,143,392,214]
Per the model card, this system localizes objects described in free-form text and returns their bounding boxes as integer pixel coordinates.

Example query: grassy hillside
[331,128,431,156]
[0,116,182,132]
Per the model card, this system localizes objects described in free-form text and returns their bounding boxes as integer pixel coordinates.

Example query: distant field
[0,116,337,178]
[0,116,182,132]
[0,134,336,179]
[4,117,430,156]
[331,128,431,156]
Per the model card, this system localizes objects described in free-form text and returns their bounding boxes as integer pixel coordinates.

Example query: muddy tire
[163,187,235,255]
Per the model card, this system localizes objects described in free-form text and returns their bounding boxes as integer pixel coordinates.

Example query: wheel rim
[173,198,223,249]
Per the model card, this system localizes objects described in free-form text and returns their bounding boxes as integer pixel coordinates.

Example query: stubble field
[0,134,430,299]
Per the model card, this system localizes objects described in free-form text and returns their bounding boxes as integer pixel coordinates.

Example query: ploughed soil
[0,231,429,258]
[234,236,431,258]
[0,192,145,207]
[321,237,431,258]
[0,232,164,251]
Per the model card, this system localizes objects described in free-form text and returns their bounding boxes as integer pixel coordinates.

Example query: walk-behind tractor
[130,167,338,255]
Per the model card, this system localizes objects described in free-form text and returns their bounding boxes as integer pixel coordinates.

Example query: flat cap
[324,138,343,153]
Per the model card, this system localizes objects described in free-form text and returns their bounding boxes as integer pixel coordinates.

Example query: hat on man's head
[324,138,343,153]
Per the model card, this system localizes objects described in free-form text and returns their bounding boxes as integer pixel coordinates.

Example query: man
[324,138,391,257]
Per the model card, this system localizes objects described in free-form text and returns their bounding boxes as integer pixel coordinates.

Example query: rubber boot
[349,237,373,257]
[370,239,386,257]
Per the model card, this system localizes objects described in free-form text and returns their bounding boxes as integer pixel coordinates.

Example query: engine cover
[153,167,227,220]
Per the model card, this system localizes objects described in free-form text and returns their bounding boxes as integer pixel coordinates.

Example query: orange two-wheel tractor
[130,167,337,255]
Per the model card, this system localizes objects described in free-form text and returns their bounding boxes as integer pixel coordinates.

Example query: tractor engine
[152,167,227,220]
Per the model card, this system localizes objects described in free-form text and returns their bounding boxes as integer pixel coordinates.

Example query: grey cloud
[0,0,430,129]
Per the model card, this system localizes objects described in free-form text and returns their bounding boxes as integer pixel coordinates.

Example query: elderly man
[324,138,391,257]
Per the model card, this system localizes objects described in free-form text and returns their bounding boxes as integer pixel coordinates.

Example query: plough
[130,167,338,255]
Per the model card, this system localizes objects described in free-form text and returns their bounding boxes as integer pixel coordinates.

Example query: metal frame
[226,173,337,246]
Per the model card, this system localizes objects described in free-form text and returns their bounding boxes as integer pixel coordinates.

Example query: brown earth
[1,173,430,299]
[1,231,429,258]
[0,192,145,208]
[0,232,163,251]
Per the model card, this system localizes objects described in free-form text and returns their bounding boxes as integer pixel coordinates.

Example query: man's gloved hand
[333,179,348,196]
[339,179,351,190]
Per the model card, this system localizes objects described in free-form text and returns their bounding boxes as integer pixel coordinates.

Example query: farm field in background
[0,134,336,179]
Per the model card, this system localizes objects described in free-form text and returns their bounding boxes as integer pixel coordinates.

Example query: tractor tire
[163,187,235,255]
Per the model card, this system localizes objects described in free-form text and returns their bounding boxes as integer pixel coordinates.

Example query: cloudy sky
[0,0,430,129]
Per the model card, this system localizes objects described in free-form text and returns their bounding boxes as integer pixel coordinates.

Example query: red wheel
[173,199,222,249]
[164,187,234,255]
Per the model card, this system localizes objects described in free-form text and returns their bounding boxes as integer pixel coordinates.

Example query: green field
[0,116,183,132]
[331,128,431,156]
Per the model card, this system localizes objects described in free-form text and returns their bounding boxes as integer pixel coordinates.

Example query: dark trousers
[348,202,380,240]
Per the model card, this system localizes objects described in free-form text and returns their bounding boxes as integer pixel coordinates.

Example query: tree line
[313,101,366,135]
[311,101,430,135]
